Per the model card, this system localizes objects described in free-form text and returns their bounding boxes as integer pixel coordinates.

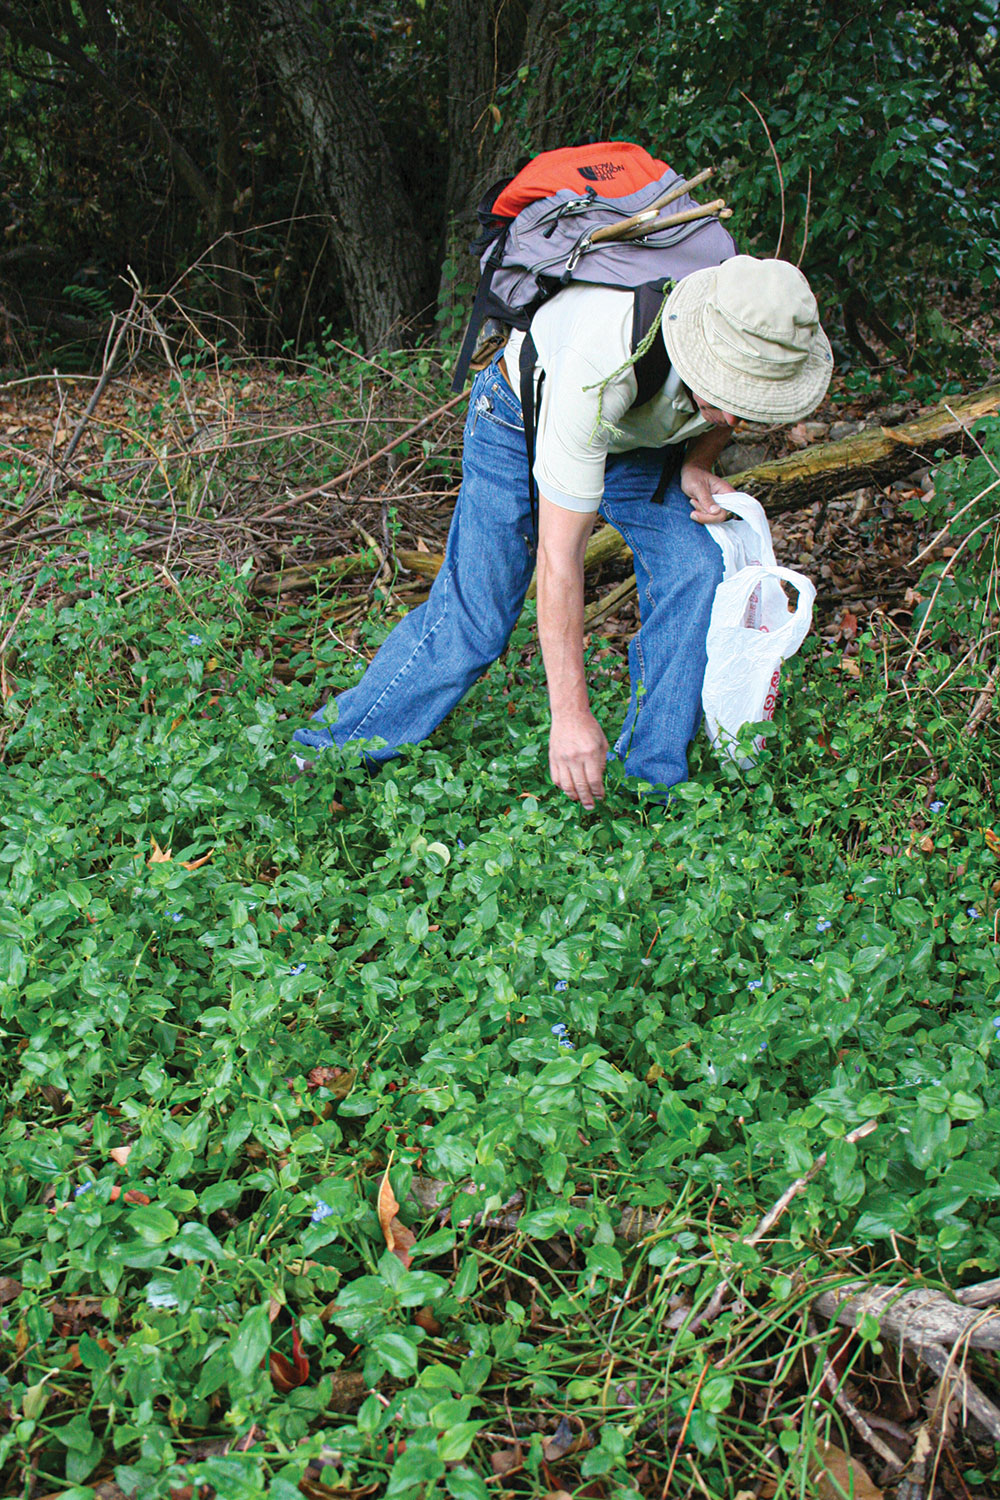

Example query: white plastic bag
[702,491,816,765]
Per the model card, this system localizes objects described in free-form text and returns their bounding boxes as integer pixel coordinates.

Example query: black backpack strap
[519,331,543,544]
[650,447,682,505]
[631,280,673,408]
[452,221,512,393]
[629,279,677,505]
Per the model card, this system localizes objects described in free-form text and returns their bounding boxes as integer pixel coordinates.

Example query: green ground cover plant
[1,422,999,1498]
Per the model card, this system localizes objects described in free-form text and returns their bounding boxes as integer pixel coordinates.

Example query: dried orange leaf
[984,827,1000,858]
[377,1162,399,1241]
[109,1145,132,1166]
[377,1161,415,1268]
[148,837,172,864]
[181,850,214,871]
[413,1306,442,1335]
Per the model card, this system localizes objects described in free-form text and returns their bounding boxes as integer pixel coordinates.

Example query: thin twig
[964,663,999,733]
[943,403,1000,480]
[909,475,1000,569]
[808,1316,905,1471]
[0,575,41,658]
[258,391,467,519]
[741,92,785,259]
[660,1359,710,1500]
[696,1121,878,1328]
[904,512,1000,672]
[59,288,142,472]
[918,1340,1000,1441]
[797,166,812,268]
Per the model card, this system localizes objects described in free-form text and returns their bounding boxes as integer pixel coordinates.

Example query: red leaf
[291,1326,309,1381]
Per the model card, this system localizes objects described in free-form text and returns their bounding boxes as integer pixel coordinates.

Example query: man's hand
[680,421,738,524]
[680,461,736,524]
[535,495,608,809]
[549,709,609,810]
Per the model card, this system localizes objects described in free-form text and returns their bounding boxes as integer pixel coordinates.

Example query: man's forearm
[683,425,732,473]
[536,547,589,718]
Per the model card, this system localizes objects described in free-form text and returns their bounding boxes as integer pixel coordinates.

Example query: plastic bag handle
[715,491,777,568]
[722,564,816,641]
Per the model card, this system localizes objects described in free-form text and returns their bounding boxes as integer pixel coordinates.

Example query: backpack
[451,142,737,525]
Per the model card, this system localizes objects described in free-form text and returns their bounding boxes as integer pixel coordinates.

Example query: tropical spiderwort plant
[1,459,999,1495]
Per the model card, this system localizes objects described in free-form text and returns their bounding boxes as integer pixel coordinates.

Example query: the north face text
[577,162,626,183]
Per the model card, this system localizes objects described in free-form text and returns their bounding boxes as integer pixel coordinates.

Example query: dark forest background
[1,0,998,371]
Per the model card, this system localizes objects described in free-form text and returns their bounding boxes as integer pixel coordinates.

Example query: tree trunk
[438,0,564,315]
[255,0,429,351]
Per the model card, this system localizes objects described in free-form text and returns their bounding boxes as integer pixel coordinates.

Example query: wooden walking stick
[588,167,717,245]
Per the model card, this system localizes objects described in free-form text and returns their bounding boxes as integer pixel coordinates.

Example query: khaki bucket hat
[662,256,833,424]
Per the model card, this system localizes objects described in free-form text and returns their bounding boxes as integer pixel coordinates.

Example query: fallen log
[253,382,1000,600]
[812,1280,1000,1352]
[577,378,1000,576]
[727,380,1000,513]
[252,548,443,596]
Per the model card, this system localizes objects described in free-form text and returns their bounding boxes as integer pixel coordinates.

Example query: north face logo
[578,162,626,183]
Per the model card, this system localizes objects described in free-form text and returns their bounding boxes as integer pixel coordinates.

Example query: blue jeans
[293,360,723,792]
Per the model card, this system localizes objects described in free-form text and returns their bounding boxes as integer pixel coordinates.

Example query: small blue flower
[311,1200,334,1223]
[747,979,763,992]
[968,907,980,920]
[74,1182,94,1198]
[353,661,365,672]
[554,980,568,992]
[759,1042,768,1051]
[816,919,833,933]
[289,963,306,976]
[992,1016,1000,1029]
[929,801,944,813]
[551,1023,568,1036]
[558,1037,575,1049]
[170,912,182,923]
[187,633,203,645]
[457,838,466,850]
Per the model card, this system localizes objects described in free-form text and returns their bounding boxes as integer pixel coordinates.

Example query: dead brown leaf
[109,1144,132,1167]
[377,1161,415,1268]
[148,837,172,864]
[810,1440,882,1500]
[0,1276,22,1305]
[181,850,214,871]
[306,1065,355,1097]
[542,1415,588,1462]
[489,1444,522,1476]
[413,1306,442,1335]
